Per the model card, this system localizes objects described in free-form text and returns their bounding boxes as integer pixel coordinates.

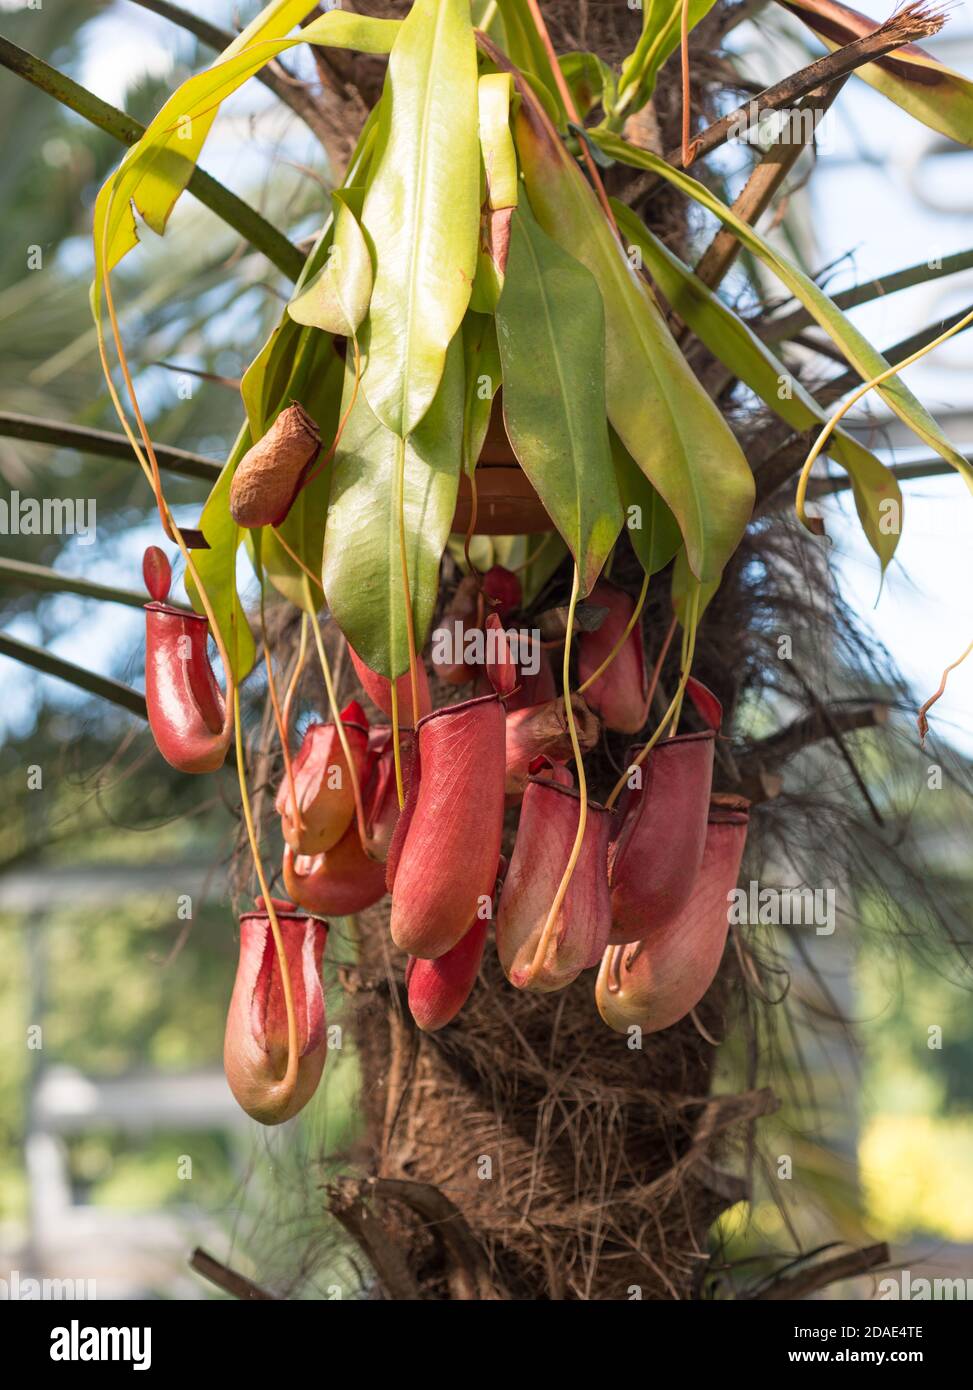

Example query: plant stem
[520,0,618,233]
[0,36,304,280]
[189,1248,277,1301]
[0,411,220,483]
[763,247,973,343]
[0,557,153,610]
[0,632,147,719]
[691,79,848,295]
[648,4,945,175]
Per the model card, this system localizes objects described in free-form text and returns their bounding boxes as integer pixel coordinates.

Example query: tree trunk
[335,902,777,1299]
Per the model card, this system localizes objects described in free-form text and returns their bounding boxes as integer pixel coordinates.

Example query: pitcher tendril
[526,563,588,984]
[795,304,973,532]
[606,584,701,811]
[917,632,973,743]
[304,575,369,849]
[577,573,649,696]
[233,687,299,1111]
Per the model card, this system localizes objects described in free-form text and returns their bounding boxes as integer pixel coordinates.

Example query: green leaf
[323,337,465,679]
[612,200,902,570]
[611,430,682,578]
[781,0,973,148]
[461,311,502,477]
[288,190,373,336]
[671,546,720,625]
[513,97,755,583]
[187,426,256,684]
[261,341,345,611]
[613,0,718,120]
[558,52,617,119]
[478,72,519,209]
[590,129,973,495]
[92,4,398,295]
[359,0,480,438]
[241,316,305,440]
[495,209,623,594]
[493,0,567,121]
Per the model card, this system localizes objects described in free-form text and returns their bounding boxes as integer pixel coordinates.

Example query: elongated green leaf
[513,97,754,583]
[493,0,566,120]
[187,426,256,683]
[359,0,479,438]
[478,73,518,209]
[324,337,465,679]
[462,311,502,477]
[495,210,622,594]
[781,0,973,148]
[613,0,718,120]
[92,6,398,296]
[288,191,373,337]
[613,201,902,569]
[242,317,305,440]
[611,431,682,579]
[591,129,973,495]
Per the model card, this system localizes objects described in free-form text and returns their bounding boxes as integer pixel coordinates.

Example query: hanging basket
[451,394,554,536]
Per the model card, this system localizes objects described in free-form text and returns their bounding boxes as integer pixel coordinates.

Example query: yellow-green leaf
[514,96,755,584]
[479,72,519,209]
[187,426,256,683]
[613,200,902,570]
[323,337,465,679]
[672,545,721,625]
[288,191,373,337]
[92,5,398,300]
[495,209,623,593]
[493,0,567,121]
[613,0,718,120]
[591,128,973,495]
[611,430,682,579]
[462,311,502,478]
[359,0,480,438]
[782,0,973,148]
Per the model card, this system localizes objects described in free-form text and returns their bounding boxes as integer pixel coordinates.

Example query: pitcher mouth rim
[524,775,614,815]
[623,727,716,759]
[144,600,206,621]
[416,690,500,731]
[239,907,325,926]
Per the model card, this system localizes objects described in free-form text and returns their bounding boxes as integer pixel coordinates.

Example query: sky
[2,0,973,751]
